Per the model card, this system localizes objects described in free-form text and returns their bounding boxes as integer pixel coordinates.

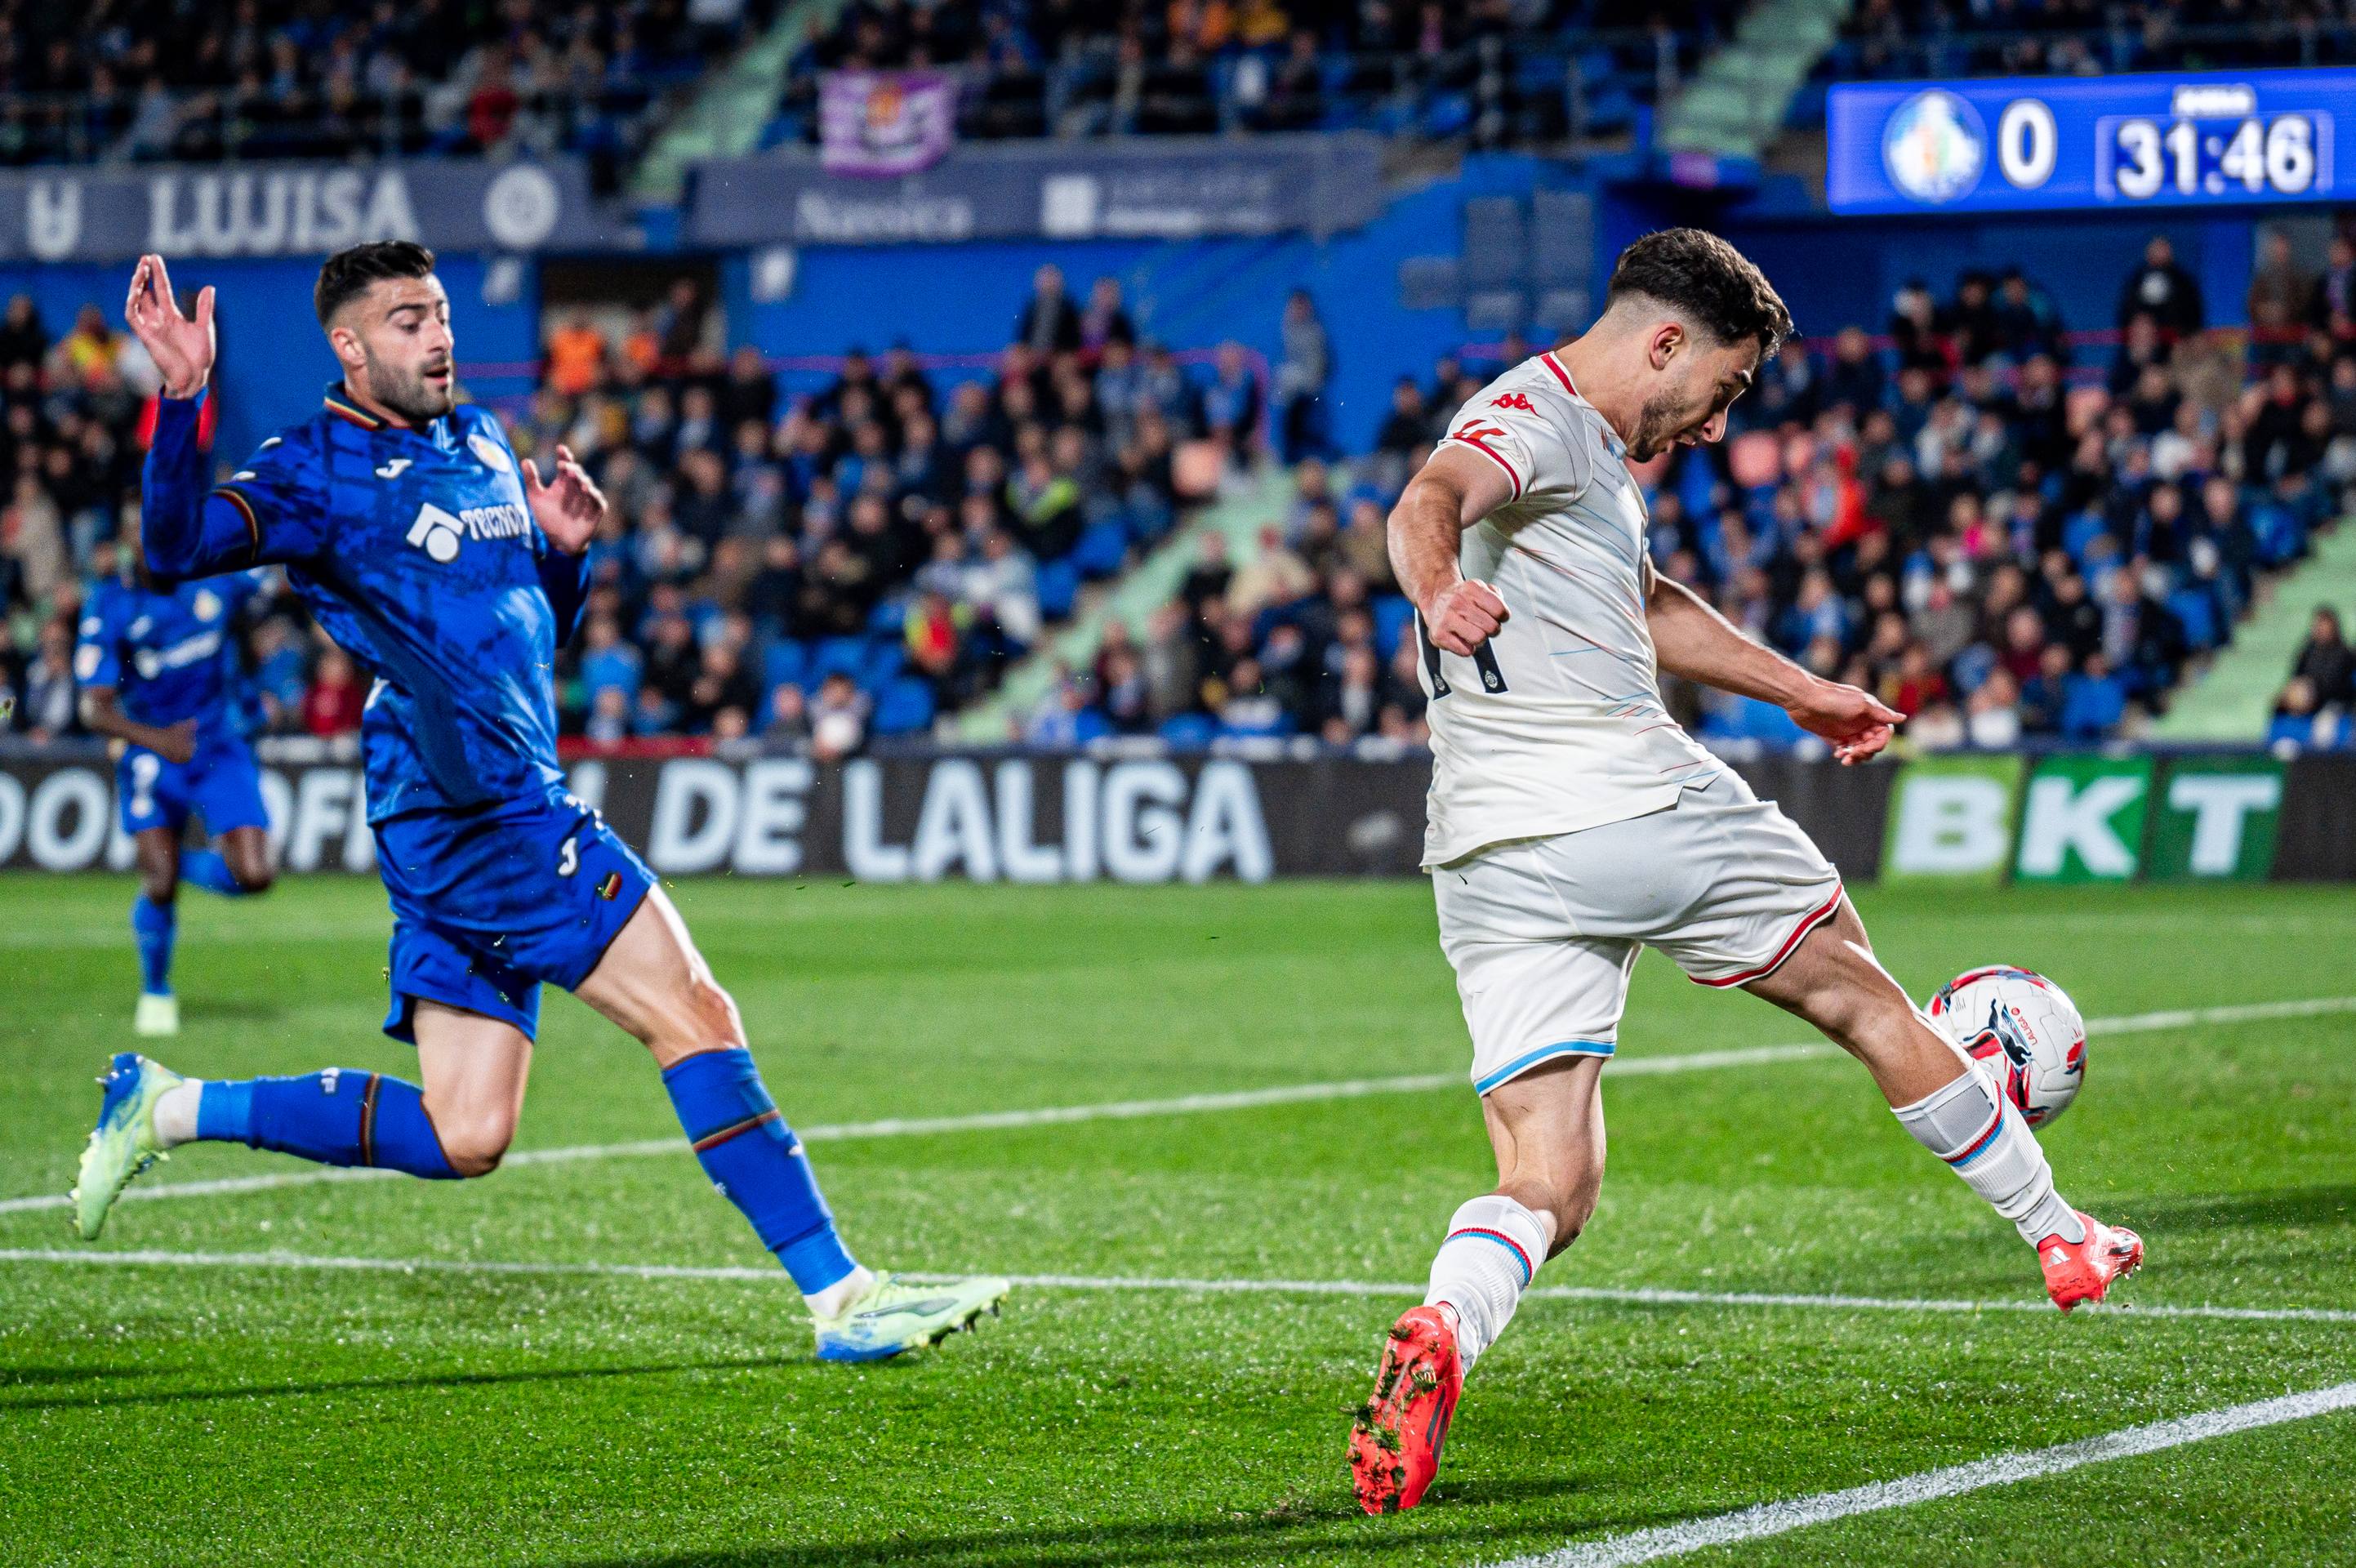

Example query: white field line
[2,993,2349,1222]
[1492,1380,2356,1568]
[0,1247,2350,1326]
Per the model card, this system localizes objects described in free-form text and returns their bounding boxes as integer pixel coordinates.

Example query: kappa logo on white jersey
[376,457,413,480]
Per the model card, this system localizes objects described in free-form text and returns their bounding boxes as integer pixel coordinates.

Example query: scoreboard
[1828,69,2350,215]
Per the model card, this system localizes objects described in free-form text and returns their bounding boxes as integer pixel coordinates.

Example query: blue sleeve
[73,591,122,692]
[144,396,328,579]
[536,530,591,647]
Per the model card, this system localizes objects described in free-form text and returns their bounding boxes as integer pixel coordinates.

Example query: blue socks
[179,849,253,897]
[131,855,256,993]
[194,1070,458,1178]
[662,1048,857,1294]
[131,895,175,996]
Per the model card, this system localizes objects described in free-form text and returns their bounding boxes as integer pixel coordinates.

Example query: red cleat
[1349,1304,1463,1515]
[2038,1210,2144,1311]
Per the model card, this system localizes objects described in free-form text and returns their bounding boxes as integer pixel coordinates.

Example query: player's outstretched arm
[1387,444,1515,656]
[1645,563,1901,764]
[126,256,328,580]
[122,255,252,581]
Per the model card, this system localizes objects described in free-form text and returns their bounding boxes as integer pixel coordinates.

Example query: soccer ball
[1926,965,2087,1129]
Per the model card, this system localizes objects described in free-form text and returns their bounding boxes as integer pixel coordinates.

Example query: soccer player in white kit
[1347,230,2144,1515]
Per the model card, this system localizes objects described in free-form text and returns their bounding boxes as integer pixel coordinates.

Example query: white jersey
[1418,350,1723,868]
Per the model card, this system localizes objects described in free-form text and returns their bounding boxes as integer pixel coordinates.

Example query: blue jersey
[74,569,265,742]
[141,385,589,822]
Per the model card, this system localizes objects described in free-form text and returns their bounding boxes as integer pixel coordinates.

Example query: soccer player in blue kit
[73,243,1009,1361]
[77,533,276,1036]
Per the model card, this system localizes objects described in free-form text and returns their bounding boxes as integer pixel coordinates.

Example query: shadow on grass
[0,1354,810,1414]
[2118,1184,2356,1235]
[559,1479,1667,1568]
[0,1364,160,1387]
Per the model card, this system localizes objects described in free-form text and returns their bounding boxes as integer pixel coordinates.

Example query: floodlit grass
[2,875,2351,1566]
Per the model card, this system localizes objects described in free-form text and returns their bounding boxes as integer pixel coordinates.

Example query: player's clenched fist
[123,254,216,400]
[1422,579,1509,657]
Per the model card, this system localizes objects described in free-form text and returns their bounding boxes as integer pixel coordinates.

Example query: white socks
[1423,1194,1549,1375]
[1895,1067,2084,1245]
[152,1080,203,1149]
[804,1263,875,1320]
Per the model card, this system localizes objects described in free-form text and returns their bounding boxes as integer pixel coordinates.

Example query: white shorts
[1433,769,1843,1094]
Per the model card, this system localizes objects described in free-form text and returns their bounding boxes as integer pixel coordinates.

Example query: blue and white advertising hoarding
[1828,69,2354,215]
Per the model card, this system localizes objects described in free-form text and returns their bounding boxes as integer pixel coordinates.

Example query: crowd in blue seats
[1802,1,2356,129]
[1039,237,2354,753]
[0,270,1265,755]
[0,0,758,183]
[521,270,1267,751]
[767,0,1728,152]
[2274,603,2356,749]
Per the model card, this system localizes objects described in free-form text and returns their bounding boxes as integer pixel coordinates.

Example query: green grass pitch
[2,874,2353,1566]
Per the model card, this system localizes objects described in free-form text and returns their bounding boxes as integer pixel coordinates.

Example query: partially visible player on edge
[73,243,1009,1362]
[1348,229,2143,1513]
[77,528,276,1036]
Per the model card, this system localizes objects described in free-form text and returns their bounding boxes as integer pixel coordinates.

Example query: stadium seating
[1808,1,2356,126]
[0,0,770,184]
[1022,256,2352,752]
[765,1,1726,152]
[0,264,1237,751]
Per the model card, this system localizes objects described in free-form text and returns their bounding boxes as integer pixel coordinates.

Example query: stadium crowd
[0,267,1247,754]
[0,0,764,180]
[7,233,2352,760]
[1029,232,2356,752]
[1822,0,2356,106]
[770,0,1722,149]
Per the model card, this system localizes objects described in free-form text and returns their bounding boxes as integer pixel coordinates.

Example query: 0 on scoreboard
[1827,68,2350,215]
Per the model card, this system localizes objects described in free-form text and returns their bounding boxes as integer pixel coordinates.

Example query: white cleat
[134,993,180,1038]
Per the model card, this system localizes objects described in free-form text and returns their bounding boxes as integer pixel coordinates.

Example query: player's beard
[365,347,457,424]
[1628,387,1693,462]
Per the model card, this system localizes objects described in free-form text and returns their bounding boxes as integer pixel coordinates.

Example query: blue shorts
[374,791,656,1045]
[118,737,269,838]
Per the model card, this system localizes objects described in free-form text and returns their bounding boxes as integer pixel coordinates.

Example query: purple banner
[820,70,957,178]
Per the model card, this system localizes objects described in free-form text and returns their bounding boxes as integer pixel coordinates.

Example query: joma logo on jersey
[1489,393,1535,412]
[405,501,532,563]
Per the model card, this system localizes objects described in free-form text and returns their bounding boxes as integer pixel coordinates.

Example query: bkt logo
[406,503,465,563]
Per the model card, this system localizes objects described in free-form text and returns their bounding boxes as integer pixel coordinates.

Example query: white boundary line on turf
[2,992,2349,1220]
[1489,1380,2356,1568]
[1,1247,2351,1325]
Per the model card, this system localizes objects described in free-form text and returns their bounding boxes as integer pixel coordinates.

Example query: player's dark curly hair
[314,240,438,327]
[1605,229,1793,360]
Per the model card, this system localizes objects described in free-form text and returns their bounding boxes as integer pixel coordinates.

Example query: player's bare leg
[411,1004,532,1176]
[1742,900,2141,1310]
[1352,1057,1605,1513]
[127,821,272,1036]
[129,827,184,1035]
[79,997,487,1241]
[574,887,1009,1359]
[216,824,275,895]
